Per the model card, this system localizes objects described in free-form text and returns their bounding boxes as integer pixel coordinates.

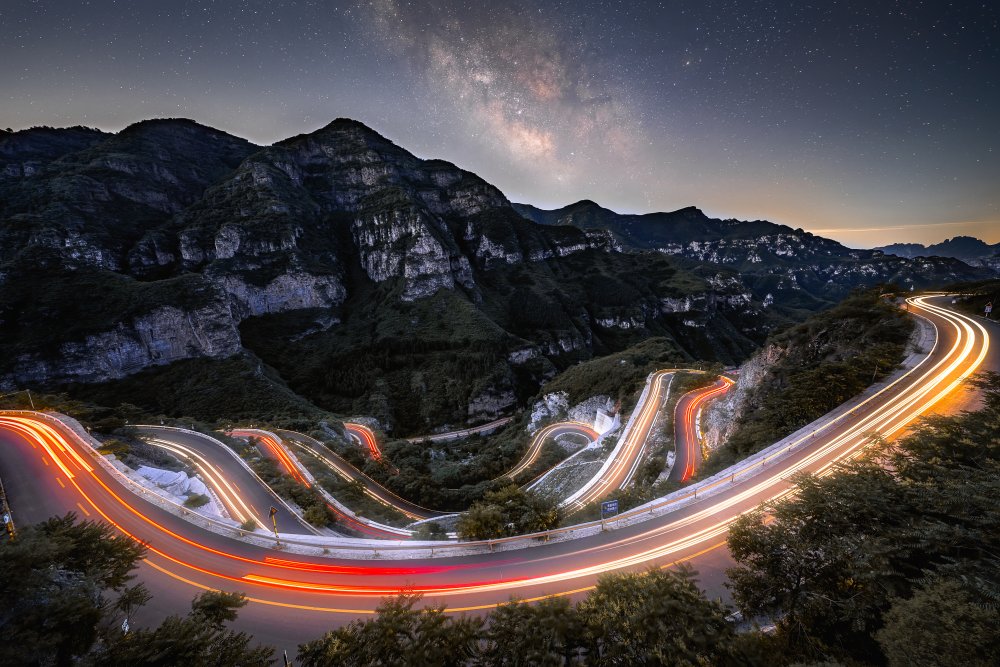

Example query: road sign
[121,618,130,634]
[601,499,619,517]
[269,506,278,517]
[986,302,993,316]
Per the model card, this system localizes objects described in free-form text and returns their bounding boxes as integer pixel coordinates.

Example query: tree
[297,593,482,667]
[0,514,272,666]
[577,566,736,666]
[480,596,584,666]
[414,521,448,540]
[88,591,272,666]
[876,578,1000,667]
[456,485,561,540]
[726,372,1000,664]
[0,513,146,665]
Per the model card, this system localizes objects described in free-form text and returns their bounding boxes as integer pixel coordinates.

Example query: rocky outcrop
[701,344,785,452]
[467,386,517,423]
[1,301,241,388]
[213,272,347,318]
[352,208,475,300]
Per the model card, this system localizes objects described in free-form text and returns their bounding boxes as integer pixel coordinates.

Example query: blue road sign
[601,499,619,516]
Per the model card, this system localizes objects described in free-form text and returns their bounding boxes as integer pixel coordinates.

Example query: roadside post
[269,506,279,544]
[601,499,619,531]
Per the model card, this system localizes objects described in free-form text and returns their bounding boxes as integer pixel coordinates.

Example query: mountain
[875,236,1000,271]
[0,118,779,432]
[515,201,992,308]
[0,118,990,431]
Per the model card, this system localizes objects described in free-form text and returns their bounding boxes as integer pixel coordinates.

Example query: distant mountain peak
[667,205,707,219]
[874,235,999,263]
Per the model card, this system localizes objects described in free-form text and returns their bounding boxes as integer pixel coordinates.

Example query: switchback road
[0,296,992,655]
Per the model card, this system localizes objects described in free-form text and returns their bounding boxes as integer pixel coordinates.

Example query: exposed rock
[213,272,346,318]
[466,385,517,423]
[528,392,570,432]
[2,301,241,387]
[702,344,785,452]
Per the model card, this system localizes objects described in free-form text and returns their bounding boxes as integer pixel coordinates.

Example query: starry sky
[3,0,998,247]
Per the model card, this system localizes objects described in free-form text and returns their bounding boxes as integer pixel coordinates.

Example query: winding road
[0,296,993,656]
[669,377,735,483]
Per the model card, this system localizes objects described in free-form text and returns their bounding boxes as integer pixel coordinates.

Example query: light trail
[144,437,258,526]
[567,371,676,510]
[504,421,599,481]
[229,428,410,539]
[343,424,383,462]
[674,378,734,482]
[0,297,988,615]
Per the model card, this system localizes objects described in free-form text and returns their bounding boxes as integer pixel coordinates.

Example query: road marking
[55,477,65,488]
[75,502,91,517]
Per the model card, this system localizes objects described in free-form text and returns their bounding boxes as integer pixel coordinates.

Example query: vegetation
[536,337,685,405]
[946,279,1000,320]
[61,354,334,427]
[456,485,561,540]
[0,263,217,363]
[248,455,336,530]
[726,372,1000,665]
[300,373,1000,665]
[413,522,448,541]
[0,514,270,666]
[297,567,749,666]
[297,594,482,667]
[9,375,1000,664]
[183,493,210,509]
[705,290,914,474]
[239,247,766,435]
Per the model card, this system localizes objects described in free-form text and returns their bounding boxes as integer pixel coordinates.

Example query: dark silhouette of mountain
[875,236,1000,268]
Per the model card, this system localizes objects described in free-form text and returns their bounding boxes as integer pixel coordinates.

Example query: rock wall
[701,343,785,452]
[2,301,241,388]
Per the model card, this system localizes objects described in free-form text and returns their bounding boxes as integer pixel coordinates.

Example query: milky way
[2,0,997,246]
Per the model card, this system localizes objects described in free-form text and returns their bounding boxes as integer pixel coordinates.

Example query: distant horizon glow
[2,1,997,248]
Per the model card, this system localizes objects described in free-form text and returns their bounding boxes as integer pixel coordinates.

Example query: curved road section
[669,377,735,483]
[137,426,319,536]
[0,296,992,649]
[504,421,599,482]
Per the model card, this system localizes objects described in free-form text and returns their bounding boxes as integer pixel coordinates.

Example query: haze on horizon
[3,0,997,248]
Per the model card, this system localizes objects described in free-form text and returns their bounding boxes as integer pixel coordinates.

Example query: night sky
[3,1,998,247]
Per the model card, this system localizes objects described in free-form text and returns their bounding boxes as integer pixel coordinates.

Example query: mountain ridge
[0,118,992,430]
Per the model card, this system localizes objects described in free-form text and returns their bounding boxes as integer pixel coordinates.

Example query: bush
[413,522,448,541]
[456,485,561,540]
[183,493,210,509]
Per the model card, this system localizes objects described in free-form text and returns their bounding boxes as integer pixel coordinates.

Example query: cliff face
[701,343,785,452]
[2,300,241,389]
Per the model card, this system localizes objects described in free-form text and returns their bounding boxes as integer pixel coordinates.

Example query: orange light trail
[0,297,988,608]
[505,421,599,480]
[677,378,734,481]
[344,424,383,462]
